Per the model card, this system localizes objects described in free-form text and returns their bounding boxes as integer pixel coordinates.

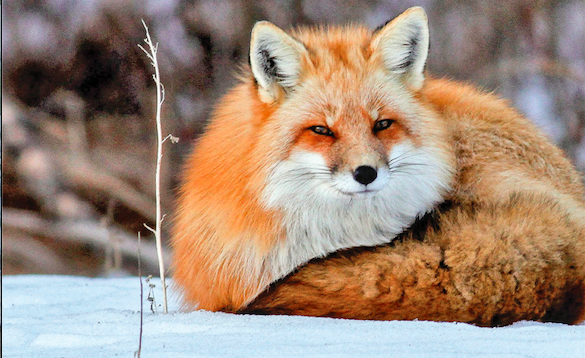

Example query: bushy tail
[242,193,585,326]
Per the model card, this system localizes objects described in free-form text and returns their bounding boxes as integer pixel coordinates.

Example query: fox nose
[353,166,377,185]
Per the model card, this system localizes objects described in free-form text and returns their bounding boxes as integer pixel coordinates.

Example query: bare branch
[143,223,156,234]
[140,18,169,314]
[162,134,179,144]
[2,208,169,273]
[137,44,154,63]
[60,157,157,223]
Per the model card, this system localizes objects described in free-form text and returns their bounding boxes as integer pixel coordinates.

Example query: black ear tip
[373,20,391,34]
[373,7,429,35]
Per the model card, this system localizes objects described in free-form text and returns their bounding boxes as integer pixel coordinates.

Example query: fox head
[172,7,455,311]
[249,7,454,276]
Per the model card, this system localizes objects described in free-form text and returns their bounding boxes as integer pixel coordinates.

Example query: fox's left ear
[371,7,430,91]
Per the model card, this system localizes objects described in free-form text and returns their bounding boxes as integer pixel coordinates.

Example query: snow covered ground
[3,275,584,358]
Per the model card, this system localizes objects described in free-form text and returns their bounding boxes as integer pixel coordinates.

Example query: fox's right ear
[249,22,309,103]
[371,7,430,91]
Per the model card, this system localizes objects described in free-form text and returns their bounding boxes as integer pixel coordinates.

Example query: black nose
[353,166,377,185]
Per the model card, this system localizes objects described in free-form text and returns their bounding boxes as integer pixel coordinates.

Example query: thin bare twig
[139,19,172,314]
[135,232,143,358]
[162,134,179,144]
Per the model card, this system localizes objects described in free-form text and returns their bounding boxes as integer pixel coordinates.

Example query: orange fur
[243,79,585,325]
[172,7,585,324]
[172,85,285,311]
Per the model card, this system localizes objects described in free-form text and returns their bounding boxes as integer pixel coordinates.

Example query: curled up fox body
[171,7,585,326]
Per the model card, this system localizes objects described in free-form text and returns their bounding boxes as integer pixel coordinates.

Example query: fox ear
[371,7,429,91]
[249,21,309,103]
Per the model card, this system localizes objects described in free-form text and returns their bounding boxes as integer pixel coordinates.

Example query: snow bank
[3,275,584,357]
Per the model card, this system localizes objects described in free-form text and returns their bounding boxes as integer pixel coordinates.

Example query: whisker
[392,162,429,168]
[387,148,420,166]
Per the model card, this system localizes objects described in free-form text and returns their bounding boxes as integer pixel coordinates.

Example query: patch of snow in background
[3,275,585,358]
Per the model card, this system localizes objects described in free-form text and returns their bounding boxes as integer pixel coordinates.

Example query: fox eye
[373,119,394,133]
[309,126,334,137]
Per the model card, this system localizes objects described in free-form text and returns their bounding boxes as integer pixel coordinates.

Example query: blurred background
[3,0,585,277]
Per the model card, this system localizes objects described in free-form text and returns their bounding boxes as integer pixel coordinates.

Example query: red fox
[171,7,585,325]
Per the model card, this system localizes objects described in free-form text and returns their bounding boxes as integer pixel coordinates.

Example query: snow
[3,275,585,358]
